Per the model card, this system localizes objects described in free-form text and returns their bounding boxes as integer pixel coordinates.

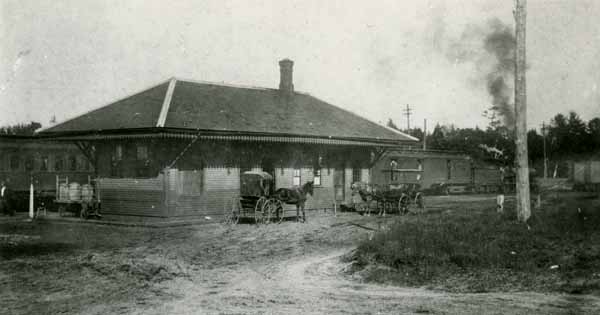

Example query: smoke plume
[446,18,517,128]
[484,19,516,127]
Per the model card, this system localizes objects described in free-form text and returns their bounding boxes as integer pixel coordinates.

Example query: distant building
[38,59,419,220]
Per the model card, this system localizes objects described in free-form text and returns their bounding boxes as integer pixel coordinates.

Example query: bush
[354,195,600,293]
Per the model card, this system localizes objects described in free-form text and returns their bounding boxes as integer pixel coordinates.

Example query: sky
[1,0,599,132]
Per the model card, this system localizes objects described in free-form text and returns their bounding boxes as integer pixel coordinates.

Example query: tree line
[0,121,42,136]
[388,111,600,176]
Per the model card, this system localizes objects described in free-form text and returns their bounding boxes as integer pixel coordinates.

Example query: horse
[273,181,314,222]
[351,182,387,216]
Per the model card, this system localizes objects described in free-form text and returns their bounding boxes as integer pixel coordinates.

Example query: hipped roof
[39,78,418,145]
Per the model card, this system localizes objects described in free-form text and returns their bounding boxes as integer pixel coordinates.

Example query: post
[514,0,531,222]
[29,181,34,219]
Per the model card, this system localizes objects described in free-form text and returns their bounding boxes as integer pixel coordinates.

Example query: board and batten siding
[167,167,240,217]
[98,176,166,216]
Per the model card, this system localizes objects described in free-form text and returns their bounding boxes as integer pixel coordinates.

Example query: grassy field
[351,193,600,294]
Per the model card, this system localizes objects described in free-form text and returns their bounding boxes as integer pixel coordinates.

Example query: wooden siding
[167,167,240,217]
[98,176,165,216]
[90,139,375,219]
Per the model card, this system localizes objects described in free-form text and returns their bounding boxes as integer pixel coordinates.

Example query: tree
[0,121,42,136]
[588,117,600,149]
[566,111,588,153]
[386,118,399,131]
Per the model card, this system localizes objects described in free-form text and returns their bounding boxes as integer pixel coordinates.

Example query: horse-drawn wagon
[352,182,424,216]
[225,171,284,224]
[225,171,314,224]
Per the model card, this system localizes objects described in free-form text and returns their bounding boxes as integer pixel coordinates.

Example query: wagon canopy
[240,171,274,197]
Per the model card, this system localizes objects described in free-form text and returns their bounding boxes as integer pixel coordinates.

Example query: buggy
[225,171,284,224]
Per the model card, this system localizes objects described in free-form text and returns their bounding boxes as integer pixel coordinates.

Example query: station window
[136,144,148,160]
[40,156,49,171]
[10,155,20,171]
[352,167,361,183]
[293,168,301,186]
[313,168,321,186]
[114,144,123,161]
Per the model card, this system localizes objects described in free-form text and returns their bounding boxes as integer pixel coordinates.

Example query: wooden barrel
[68,182,81,201]
[81,184,93,202]
[58,183,69,201]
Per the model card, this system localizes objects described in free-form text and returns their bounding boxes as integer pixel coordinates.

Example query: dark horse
[273,181,314,222]
[351,182,387,216]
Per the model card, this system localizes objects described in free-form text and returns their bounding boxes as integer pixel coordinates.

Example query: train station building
[38,59,419,221]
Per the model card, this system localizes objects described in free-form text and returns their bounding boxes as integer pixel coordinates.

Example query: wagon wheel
[80,203,88,219]
[415,193,425,212]
[261,199,275,224]
[272,199,285,223]
[224,197,240,225]
[254,196,268,225]
[398,195,410,215]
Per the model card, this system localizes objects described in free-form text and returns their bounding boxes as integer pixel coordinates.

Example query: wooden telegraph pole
[514,0,531,222]
[542,122,548,178]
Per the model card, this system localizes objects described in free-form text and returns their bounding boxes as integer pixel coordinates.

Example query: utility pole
[403,104,412,130]
[541,122,548,178]
[423,119,427,150]
[514,0,531,222]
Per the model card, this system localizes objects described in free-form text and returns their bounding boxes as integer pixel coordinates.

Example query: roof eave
[36,127,415,145]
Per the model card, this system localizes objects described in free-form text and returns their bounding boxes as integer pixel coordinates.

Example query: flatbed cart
[55,175,102,219]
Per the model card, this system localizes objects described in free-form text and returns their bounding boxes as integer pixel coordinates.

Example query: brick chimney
[279,58,294,95]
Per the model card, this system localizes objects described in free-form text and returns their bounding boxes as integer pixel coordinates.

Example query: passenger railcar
[0,135,94,211]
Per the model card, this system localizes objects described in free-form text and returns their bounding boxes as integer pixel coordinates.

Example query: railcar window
[40,156,49,171]
[69,155,77,171]
[10,155,20,171]
[0,155,4,171]
[54,156,64,171]
[25,156,34,171]
[77,156,88,171]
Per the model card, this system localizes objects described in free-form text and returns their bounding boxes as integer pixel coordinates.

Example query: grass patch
[352,194,600,294]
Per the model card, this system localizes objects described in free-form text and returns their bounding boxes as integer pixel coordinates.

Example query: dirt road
[3,205,600,314]
[93,214,600,315]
